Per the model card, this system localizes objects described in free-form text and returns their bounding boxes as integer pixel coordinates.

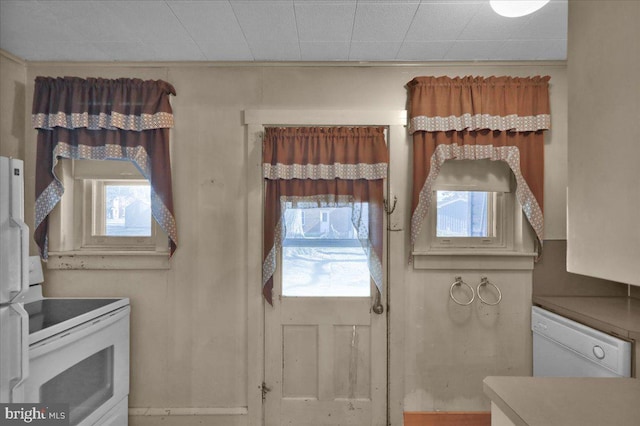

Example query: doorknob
[372,290,384,314]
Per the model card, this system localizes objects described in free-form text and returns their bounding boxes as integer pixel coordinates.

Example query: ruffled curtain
[263,127,388,304]
[32,76,178,259]
[407,76,551,253]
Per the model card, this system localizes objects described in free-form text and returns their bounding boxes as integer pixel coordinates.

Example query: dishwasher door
[532,306,632,377]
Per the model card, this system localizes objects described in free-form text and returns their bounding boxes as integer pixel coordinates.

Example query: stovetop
[25,298,122,334]
[12,284,130,345]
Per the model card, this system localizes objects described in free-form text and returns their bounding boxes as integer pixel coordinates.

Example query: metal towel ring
[450,276,475,306]
[477,277,502,305]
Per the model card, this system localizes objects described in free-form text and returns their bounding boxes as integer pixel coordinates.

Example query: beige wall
[533,240,628,296]
[5,57,570,423]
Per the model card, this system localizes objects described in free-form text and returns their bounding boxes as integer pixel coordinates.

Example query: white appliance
[532,306,632,377]
[0,156,130,426]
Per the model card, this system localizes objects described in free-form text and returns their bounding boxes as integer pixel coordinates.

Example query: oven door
[19,305,130,426]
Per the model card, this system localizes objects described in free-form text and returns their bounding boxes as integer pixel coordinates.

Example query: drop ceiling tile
[405,2,482,42]
[396,41,455,61]
[443,40,505,60]
[300,41,350,61]
[458,2,533,41]
[96,1,194,43]
[0,40,109,61]
[351,1,419,42]
[143,42,208,61]
[495,39,552,61]
[231,1,298,43]
[295,2,356,42]
[535,39,567,60]
[349,41,402,61]
[248,40,301,61]
[510,1,568,40]
[168,1,247,44]
[37,1,139,43]
[90,41,157,61]
[0,0,84,43]
[199,42,255,61]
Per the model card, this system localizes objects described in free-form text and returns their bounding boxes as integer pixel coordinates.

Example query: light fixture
[490,0,551,18]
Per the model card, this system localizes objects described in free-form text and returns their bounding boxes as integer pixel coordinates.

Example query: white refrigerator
[0,156,30,403]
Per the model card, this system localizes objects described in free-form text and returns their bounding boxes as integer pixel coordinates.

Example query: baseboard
[404,411,491,426]
[129,407,248,426]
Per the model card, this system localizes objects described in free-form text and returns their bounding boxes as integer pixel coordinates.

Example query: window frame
[79,178,159,250]
[429,189,507,249]
[412,159,528,256]
[46,159,170,270]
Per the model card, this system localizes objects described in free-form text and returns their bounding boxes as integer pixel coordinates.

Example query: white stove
[1,156,131,425]
[3,282,131,426]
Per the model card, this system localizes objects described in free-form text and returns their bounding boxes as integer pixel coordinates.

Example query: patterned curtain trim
[263,163,388,181]
[262,194,384,296]
[408,113,551,134]
[32,111,174,131]
[34,141,178,258]
[410,143,544,249]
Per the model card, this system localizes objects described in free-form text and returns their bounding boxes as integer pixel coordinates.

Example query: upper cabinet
[566,1,640,286]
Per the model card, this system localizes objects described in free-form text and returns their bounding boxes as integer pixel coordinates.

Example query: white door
[264,206,387,426]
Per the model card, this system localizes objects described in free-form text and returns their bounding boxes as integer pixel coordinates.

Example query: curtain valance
[32,76,177,259]
[407,76,550,254]
[32,77,175,130]
[263,127,388,180]
[262,127,388,304]
[407,76,551,133]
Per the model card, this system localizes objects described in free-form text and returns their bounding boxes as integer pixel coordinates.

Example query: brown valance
[262,127,388,304]
[407,76,551,253]
[32,76,177,259]
[408,75,551,133]
[263,127,388,180]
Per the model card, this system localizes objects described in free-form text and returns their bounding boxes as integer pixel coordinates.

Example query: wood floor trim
[403,411,491,426]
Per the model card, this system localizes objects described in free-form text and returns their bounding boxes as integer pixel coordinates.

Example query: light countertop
[532,296,640,341]
[484,376,640,426]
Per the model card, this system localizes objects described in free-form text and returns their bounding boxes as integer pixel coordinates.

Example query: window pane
[436,191,490,237]
[282,207,370,297]
[103,184,151,236]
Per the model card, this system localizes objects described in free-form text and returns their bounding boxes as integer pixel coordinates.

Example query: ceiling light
[490,0,551,18]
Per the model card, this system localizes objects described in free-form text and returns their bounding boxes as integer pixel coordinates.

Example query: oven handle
[10,303,29,403]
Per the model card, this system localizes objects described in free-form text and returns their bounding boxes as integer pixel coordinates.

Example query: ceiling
[0,0,567,63]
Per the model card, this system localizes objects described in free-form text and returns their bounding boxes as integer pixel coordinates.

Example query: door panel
[266,292,386,426]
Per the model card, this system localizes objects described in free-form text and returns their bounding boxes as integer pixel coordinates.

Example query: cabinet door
[567,1,640,286]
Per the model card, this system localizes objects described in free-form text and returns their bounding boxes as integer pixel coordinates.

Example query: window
[81,179,157,248]
[433,190,504,247]
[281,206,370,297]
[46,159,169,269]
[414,159,519,253]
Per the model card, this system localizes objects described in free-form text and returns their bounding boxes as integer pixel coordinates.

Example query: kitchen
[1,1,639,425]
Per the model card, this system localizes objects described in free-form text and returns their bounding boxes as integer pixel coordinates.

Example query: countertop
[484,376,640,426]
[532,295,640,340]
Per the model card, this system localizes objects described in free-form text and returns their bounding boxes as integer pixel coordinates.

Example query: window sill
[412,250,536,270]
[46,251,170,270]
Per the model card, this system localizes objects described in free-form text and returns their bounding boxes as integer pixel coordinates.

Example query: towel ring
[477,277,502,305]
[450,276,475,306]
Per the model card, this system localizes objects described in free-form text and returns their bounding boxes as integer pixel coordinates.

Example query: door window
[282,206,370,297]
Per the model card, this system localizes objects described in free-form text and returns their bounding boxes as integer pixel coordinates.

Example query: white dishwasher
[532,306,632,377]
